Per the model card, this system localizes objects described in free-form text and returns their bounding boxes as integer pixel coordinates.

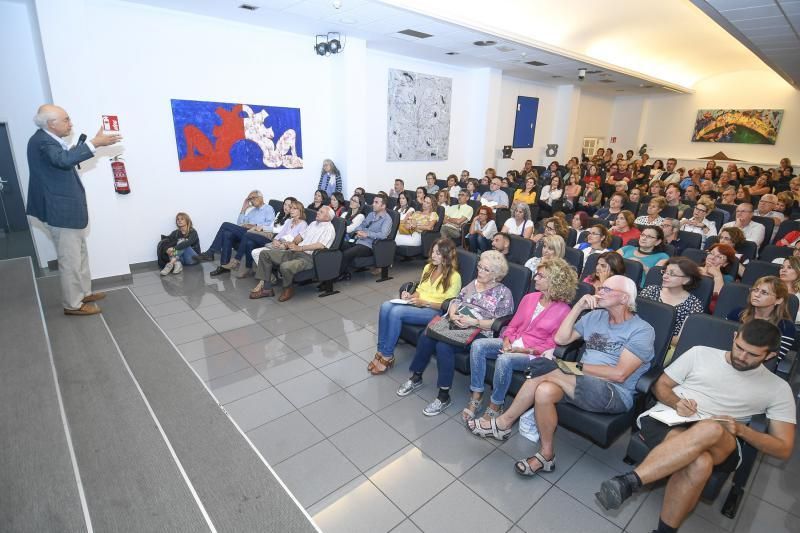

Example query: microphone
[76,133,87,169]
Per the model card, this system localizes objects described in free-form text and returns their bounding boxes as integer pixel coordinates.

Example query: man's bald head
[317,206,334,221]
[34,105,72,137]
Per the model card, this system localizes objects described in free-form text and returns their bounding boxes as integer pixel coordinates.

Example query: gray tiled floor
[129,261,800,533]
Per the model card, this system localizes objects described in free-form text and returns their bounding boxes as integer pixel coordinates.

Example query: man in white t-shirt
[722,202,766,247]
[596,320,796,533]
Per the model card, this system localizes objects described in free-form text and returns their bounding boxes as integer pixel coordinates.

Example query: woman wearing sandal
[462,258,576,422]
[396,251,514,416]
[369,238,462,374]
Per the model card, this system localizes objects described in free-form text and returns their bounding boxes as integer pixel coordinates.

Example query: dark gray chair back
[741,260,780,286]
[456,249,478,285]
[674,314,739,360]
[500,262,532,314]
[760,245,791,263]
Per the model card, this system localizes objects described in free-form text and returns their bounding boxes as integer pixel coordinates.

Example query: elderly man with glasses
[468,275,655,479]
[440,188,474,240]
[755,193,785,230]
[200,190,276,276]
[721,203,765,248]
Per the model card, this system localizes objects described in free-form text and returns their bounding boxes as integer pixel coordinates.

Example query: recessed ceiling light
[398,29,433,39]
[496,46,515,52]
[473,40,497,46]
[339,17,357,24]
[551,75,563,78]
[239,3,259,10]
[445,52,459,55]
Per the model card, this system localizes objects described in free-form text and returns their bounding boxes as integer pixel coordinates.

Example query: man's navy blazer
[26,129,95,229]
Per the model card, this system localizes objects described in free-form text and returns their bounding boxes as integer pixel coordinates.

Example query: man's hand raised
[90,126,122,147]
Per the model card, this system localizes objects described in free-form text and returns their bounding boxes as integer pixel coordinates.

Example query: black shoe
[595,475,633,511]
[209,266,229,277]
[198,251,215,262]
[337,272,352,282]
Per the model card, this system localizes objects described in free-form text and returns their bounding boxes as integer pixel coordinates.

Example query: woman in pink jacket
[462,257,577,422]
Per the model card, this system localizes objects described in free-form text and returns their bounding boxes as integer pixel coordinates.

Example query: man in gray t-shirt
[467,275,654,478]
[596,320,796,533]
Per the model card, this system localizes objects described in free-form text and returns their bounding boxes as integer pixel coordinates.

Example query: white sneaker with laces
[160,263,174,276]
[172,261,183,274]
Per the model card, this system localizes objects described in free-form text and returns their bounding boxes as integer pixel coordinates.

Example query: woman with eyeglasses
[343,195,366,236]
[640,257,704,346]
[531,216,569,245]
[525,234,565,274]
[466,206,498,253]
[575,224,613,260]
[396,194,439,247]
[595,191,627,224]
[463,257,576,422]
[727,276,794,362]
[679,198,717,247]
[583,251,625,292]
[502,202,534,239]
[617,226,669,286]
[778,257,800,323]
[371,238,462,375]
[611,210,641,246]
[397,250,513,416]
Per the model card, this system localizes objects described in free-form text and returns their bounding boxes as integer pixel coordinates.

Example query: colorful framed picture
[691,109,783,145]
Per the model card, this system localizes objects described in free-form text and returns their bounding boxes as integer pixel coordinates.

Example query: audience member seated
[778,257,800,322]
[440,189,473,241]
[735,185,751,204]
[249,206,336,302]
[159,212,200,275]
[618,226,669,286]
[525,234,566,273]
[722,203,765,248]
[726,276,794,362]
[513,175,537,204]
[680,197,717,247]
[541,161,561,180]
[468,275,655,478]
[748,173,772,196]
[247,200,308,277]
[755,193,785,231]
[328,192,346,217]
[392,191,415,223]
[570,211,589,243]
[464,258,576,422]
[339,194,392,280]
[583,251,625,292]
[317,159,342,196]
[564,171,583,209]
[612,210,641,245]
[396,195,439,247]
[595,191,627,223]
[583,164,602,188]
[718,226,747,275]
[640,257,704,347]
[271,197,297,234]
[446,174,460,198]
[628,187,643,204]
[531,216,569,246]
[660,218,688,255]
[425,172,439,194]
[665,184,689,219]
[466,206,498,253]
[466,179,481,201]
[343,194,367,236]
[369,238,462,375]
[719,185,737,207]
[353,186,366,197]
[307,189,329,211]
[413,186,427,208]
[577,181,602,215]
[502,202,534,239]
[649,180,665,199]
[596,320,795,533]
[539,175,565,216]
[481,177,510,209]
[635,197,667,227]
[202,190,276,277]
[388,178,405,199]
[491,232,511,257]
[576,224,613,260]
[397,250,513,415]
[436,188,450,209]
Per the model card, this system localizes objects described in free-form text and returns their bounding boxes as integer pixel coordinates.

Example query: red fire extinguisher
[111,156,131,194]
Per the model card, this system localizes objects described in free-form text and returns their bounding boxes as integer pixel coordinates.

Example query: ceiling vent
[445,52,459,55]
[238,3,259,10]
[598,79,616,83]
[551,75,563,78]
[526,60,547,66]
[473,40,497,46]
[398,29,433,39]
[586,70,602,74]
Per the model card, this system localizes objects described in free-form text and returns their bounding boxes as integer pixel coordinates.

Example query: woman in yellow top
[396,194,440,247]
[513,175,537,205]
[369,238,462,374]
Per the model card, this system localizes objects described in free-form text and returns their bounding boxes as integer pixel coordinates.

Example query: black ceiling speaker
[545,144,558,157]
[502,146,513,159]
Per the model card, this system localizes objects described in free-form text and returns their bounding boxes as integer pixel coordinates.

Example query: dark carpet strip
[100,288,317,532]
[37,276,210,532]
[0,258,85,532]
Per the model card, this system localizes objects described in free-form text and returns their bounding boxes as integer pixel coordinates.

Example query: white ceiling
[693,0,800,89]
[120,0,800,96]
[122,0,689,95]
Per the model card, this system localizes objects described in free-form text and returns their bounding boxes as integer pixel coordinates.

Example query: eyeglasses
[694,207,707,213]
[597,286,621,294]
[640,233,658,239]
[533,271,544,279]
[247,196,259,201]
[545,226,556,232]
[477,264,492,273]
[749,287,774,298]
[660,268,686,278]
[588,231,603,237]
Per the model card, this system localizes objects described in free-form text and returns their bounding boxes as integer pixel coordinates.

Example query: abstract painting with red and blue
[170,98,303,172]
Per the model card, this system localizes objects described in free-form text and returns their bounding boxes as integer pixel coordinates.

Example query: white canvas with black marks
[386,69,452,161]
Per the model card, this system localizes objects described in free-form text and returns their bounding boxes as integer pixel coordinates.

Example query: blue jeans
[376,301,439,357]
[236,232,271,267]
[179,247,199,265]
[466,233,491,253]
[408,332,463,388]
[469,337,531,406]
[208,222,247,264]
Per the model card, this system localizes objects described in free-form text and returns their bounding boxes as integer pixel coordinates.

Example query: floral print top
[451,281,514,337]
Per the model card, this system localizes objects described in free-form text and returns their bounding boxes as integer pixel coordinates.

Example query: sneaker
[160,263,174,276]
[423,397,451,416]
[595,475,633,511]
[396,378,423,397]
[172,261,183,274]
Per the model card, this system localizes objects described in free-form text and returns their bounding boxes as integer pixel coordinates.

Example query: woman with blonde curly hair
[462,257,577,421]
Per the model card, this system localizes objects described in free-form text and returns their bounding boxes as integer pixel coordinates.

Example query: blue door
[512,96,539,148]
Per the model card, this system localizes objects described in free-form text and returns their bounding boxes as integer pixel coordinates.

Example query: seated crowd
[156,154,797,533]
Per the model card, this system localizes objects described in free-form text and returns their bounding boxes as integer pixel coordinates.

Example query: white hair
[33,107,59,129]
[613,275,638,312]
[318,206,334,220]
[251,190,263,199]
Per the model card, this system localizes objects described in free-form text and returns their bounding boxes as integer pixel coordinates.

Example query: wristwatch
[575,361,584,371]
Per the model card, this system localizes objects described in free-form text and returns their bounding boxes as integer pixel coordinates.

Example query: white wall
[574,91,614,151]
[0,0,55,266]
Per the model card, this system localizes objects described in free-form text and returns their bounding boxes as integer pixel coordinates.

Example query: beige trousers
[47,224,92,310]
